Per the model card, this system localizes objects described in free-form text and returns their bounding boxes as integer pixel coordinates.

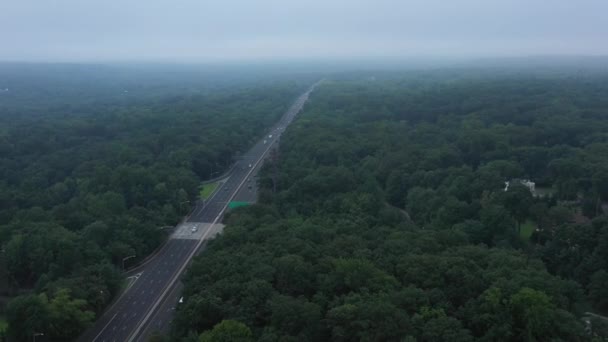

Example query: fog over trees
[1,1,608,340]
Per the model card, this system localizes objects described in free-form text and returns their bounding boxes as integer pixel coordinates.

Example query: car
[178,297,184,304]
[191,226,198,233]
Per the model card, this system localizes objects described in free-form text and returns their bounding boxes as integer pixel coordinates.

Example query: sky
[1,0,607,62]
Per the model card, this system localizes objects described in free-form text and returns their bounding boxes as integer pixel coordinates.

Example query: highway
[132,134,272,341]
[78,82,319,342]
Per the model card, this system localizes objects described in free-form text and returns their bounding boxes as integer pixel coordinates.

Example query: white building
[504,178,536,195]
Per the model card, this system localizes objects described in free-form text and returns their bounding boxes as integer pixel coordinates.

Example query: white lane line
[92,313,117,342]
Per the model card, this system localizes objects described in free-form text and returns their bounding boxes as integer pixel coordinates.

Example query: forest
[0,64,311,341]
[169,69,608,341]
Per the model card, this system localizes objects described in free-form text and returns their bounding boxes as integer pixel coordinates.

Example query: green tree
[199,320,253,342]
[509,288,557,341]
[479,204,517,246]
[273,254,314,296]
[406,187,439,224]
[592,169,608,201]
[269,295,321,340]
[326,294,411,341]
[499,183,533,232]
[6,294,50,342]
[588,270,608,312]
[412,307,473,342]
[172,292,223,335]
[47,289,95,340]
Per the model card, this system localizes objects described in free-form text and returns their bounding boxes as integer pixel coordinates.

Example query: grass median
[199,181,220,200]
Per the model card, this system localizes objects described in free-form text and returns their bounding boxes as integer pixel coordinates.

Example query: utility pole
[270,147,279,193]
[180,200,190,213]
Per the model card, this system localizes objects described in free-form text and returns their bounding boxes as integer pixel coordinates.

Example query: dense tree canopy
[172,69,608,341]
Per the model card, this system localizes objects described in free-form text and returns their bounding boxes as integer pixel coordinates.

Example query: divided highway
[78,82,319,342]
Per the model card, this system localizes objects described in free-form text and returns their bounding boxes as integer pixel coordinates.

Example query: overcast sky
[1,0,607,62]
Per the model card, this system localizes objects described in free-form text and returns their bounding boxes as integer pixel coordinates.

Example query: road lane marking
[92,313,117,342]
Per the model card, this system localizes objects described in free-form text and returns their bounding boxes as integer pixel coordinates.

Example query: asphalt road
[79,83,319,342]
[77,239,198,342]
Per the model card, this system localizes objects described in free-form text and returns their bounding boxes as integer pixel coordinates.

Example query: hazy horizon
[2,0,608,63]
